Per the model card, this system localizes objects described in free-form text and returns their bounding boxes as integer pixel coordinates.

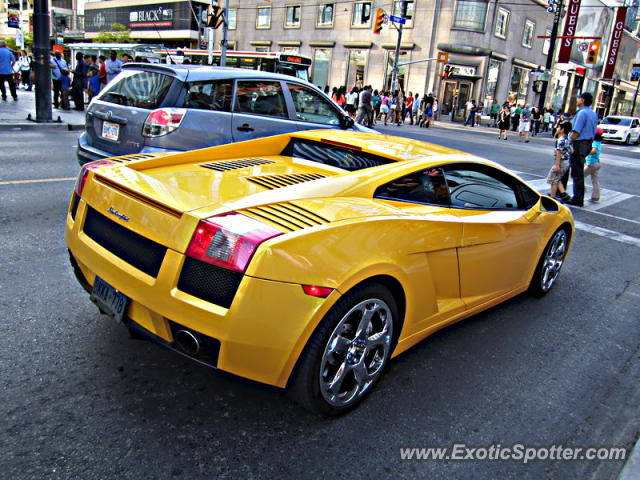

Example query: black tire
[625,135,631,145]
[529,227,569,297]
[287,282,398,416]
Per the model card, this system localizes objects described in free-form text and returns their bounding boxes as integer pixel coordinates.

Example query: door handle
[237,123,255,132]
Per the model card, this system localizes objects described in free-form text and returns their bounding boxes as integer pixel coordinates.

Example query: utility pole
[220,0,230,66]
[537,0,564,111]
[632,80,639,116]
[390,0,408,92]
[33,0,52,122]
[17,0,24,49]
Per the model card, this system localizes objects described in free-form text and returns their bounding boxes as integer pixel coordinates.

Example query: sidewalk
[0,88,85,130]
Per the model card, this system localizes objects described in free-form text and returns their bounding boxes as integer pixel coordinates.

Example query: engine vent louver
[246,173,326,190]
[111,154,158,163]
[240,202,330,232]
[199,158,276,172]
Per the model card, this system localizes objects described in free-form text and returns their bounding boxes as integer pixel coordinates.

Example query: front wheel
[529,228,569,296]
[287,283,398,416]
[625,135,632,145]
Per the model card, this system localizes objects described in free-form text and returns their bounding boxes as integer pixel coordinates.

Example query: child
[585,128,602,202]
[546,122,572,202]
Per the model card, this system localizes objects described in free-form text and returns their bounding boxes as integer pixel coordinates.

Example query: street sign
[389,15,406,24]
[437,52,449,63]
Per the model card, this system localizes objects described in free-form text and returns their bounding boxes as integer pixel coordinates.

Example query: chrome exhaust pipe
[174,329,200,356]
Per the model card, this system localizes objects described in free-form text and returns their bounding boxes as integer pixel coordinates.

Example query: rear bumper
[77,132,183,165]
[65,198,337,388]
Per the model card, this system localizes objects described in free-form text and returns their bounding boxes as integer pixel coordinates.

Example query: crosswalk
[514,172,640,247]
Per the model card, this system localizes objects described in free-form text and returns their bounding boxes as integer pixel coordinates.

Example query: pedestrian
[464,99,477,126]
[395,90,404,125]
[518,104,532,142]
[122,53,133,63]
[87,55,101,101]
[584,128,602,203]
[566,92,598,207]
[105,50,123,83]
[50,50,70,109]
[432,98,439,123]
[532,106,541,136]
[411,92,420,126]
[345,86,358,118]
[98,55,107,88]
[356,85,373,127]
[497,104,511,140]
[476,102,483,126]
[546,121,572,202]
[404,91,414,125]
[543,108,552,133]
[71,52,88,111]
[513,104,522,131]
[372,89,381,124]
[380,91,390,125]
[332,87,345,108]
[18,50,32,91]
[490,101,500,127]
[0,40,17,101]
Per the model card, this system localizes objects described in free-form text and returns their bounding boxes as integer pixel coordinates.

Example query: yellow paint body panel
[65,130,574,388]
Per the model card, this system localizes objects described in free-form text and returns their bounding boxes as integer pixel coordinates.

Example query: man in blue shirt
[568,91,598,206]
[0,40,18,101]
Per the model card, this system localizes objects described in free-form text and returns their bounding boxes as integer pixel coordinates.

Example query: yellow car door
[442,163,544,309]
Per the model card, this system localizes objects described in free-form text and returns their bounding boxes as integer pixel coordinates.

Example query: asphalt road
[1,127,638,480]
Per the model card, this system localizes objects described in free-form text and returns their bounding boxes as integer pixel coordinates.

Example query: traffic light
[207,4,225,29]
[442,65,453,79]
[586,41,601,64]
[373,8,385,34]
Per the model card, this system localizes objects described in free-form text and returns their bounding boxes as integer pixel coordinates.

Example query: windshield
[602,117,631,126]
[277,64,309,81]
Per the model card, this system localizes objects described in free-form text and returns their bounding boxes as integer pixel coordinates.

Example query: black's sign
[85,1,197,32]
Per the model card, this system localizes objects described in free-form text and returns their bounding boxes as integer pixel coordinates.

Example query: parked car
[66,130,574,415]
[77,64,374,165]
[599,115,640,145]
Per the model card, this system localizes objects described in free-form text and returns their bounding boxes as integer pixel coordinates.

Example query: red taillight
[185,213,283,273]
[142,108,186,137]
[75,159,116,197]
[302,285,334,298]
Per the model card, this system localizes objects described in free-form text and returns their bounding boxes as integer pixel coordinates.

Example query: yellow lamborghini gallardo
[65,130,574,415]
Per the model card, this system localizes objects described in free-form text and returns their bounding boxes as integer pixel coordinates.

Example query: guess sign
[557,0,582,63]
[603,7,628,79]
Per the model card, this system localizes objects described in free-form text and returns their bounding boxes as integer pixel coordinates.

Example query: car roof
[122,63,308,84]
[604,115,637,120]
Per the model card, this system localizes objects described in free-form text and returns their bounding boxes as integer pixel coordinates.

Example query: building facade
[0,0,84,43]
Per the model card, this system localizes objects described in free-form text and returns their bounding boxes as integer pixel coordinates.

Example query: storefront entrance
[441,80,473,122]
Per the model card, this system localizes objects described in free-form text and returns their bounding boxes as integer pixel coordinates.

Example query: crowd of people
[0,43,141,110]
[329,85,440,129]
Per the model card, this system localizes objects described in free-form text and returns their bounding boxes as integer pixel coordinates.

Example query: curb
[617,435,640,480]
[0,122,84,131]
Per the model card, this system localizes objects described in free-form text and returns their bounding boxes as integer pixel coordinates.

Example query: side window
[234,80,288,118]
[288,83,341,125]
[374,168,451,206]
[100,70,173,109]
[444,166,519,209]
[184,80,233,112]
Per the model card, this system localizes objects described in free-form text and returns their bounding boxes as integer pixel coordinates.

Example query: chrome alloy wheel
[541,229,567,292]
[319,299,393,407]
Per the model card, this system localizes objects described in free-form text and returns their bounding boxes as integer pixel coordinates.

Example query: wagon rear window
[281,139,394,171]
[100,71,173,109]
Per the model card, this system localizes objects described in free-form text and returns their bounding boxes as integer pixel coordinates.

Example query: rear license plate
[90,276,129,323]
[102,121,120,141]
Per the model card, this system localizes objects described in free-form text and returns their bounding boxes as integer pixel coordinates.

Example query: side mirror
[340,115,355,129]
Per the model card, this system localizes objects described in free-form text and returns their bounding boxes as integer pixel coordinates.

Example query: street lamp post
[33,0,52,122]
[390,0,408,93]
[220,0,230,67]
[537,0,564,111]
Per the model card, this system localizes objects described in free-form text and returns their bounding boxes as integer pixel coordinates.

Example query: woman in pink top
[379,92,390,125]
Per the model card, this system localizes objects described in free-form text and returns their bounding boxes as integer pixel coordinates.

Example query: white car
[599,116,640,145]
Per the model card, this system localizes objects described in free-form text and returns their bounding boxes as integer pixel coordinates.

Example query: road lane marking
[0,177,75,185]
[574,221,640,248]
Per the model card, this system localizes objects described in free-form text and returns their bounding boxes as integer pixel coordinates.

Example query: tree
[95,23,133,43]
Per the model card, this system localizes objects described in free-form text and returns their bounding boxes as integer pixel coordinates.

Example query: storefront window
[385,51,409,91]
[509,66,530,103]
[346,49,367,87]
[485,59,501,104]
[312,49,331,89]
[453,0,488,31]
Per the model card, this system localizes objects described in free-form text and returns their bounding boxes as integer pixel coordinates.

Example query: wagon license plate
[101,121,120,141]
[90,276,128,323]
